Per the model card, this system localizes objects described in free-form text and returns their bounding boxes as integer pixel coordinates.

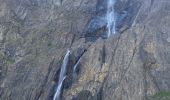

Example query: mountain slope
[0,0,170,100]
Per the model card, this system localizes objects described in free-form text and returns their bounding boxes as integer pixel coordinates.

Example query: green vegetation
[154,92,170,97]
[149,91,170,100]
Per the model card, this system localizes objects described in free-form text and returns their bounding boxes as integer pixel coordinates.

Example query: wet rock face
[115,0,142,31]
[85,0,142,39]
[0,0,170,100]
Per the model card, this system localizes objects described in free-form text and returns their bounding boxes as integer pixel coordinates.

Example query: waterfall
[106,0,116,37]
[53,50,70,100]
[73,58,80,73]
[72,58,81,81]
[53,76,66,100]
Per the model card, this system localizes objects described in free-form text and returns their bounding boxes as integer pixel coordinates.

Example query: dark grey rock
[0,0,170,100]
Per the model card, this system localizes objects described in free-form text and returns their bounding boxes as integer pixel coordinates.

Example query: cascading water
[72,59,81,81]
[53,1,117,99]
[73,59,80,73]
[53,50,70,100]
[106,0,116,37]
[53,77,66,100]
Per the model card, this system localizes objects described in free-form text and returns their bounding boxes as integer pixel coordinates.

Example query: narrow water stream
[53,50,70,100]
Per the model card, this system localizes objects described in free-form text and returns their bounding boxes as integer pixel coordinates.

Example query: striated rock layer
[0,0,170,100]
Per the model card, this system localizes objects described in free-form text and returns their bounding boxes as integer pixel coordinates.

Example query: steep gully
[53,0,117,100]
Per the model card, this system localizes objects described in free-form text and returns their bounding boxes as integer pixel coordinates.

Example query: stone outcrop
[0,0,170,100]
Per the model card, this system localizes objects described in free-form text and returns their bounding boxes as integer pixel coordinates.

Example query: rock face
[0,0,170,100]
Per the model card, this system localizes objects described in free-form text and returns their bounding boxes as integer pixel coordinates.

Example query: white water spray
[53,50,70,100]
[53,76,66,100]
[106,0,116,37]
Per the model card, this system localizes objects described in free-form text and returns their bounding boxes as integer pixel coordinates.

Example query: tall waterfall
[53,50,70,100]
[106,0,116,37]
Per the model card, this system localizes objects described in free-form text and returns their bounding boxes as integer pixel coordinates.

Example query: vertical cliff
[0,0,170,100]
